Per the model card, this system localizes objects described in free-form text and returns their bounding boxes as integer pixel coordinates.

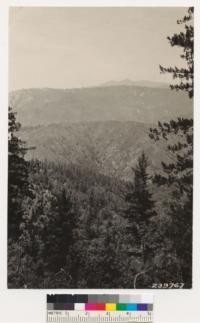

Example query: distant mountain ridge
[10,84,192,127]
[100,79,169,88]
[12,83,193,179]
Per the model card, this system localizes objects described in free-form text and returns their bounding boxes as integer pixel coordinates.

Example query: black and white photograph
[8,6,193,289]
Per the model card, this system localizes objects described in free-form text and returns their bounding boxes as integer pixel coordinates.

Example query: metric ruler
[47,310,153,322]
[46,294,153,322]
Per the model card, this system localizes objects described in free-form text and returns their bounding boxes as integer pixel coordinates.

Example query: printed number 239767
[152,282,185,289]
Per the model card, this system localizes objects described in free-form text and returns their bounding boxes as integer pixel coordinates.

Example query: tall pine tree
[159,7,193,98]
[125,152,156,252]
[8,106,31,239]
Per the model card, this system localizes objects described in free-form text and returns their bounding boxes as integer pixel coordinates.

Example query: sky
[9,7,189,91]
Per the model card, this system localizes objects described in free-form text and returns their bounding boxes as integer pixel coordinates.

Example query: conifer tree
[125,152,156,251]
[159,7,193,98]
[8,106,30,239]
[49,188,75,273]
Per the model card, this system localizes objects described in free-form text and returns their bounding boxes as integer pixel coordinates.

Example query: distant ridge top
[10,79,170,94]
[100,79,169,89]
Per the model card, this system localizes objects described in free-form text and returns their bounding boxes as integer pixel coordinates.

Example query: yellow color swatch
[105,303,116,311]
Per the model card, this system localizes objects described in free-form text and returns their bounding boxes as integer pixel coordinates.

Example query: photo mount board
[0,0,200,322]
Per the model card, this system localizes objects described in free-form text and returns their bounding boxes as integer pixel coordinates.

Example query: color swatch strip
[47,302,153,311]
[47,294,153,311]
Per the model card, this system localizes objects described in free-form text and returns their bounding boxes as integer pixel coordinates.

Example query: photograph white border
[0,1,200,322]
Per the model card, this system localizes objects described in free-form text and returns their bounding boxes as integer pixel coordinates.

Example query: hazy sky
[9,7,189,91]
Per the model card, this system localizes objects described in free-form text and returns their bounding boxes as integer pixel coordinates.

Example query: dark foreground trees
[8,113,193,288]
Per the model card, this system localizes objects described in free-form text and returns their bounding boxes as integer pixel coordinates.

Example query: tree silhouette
[159,7,193,98]
[125,152,156,251]
[8,107,31,239]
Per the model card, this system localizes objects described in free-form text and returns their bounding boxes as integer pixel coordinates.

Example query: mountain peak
[100,79,169,88]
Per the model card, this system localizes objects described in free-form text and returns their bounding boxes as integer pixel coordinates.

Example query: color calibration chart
[47,294,153,322]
